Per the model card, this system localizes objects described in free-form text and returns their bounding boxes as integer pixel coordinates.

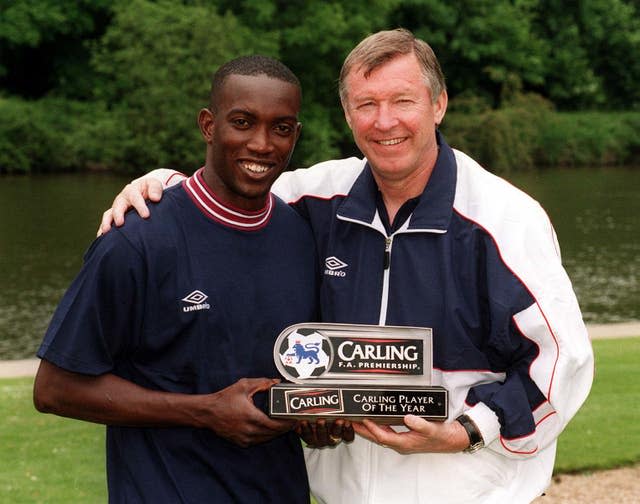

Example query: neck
[374,162,435,224]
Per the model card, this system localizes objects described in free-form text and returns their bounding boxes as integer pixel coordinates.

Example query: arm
[98,169,186,236]
[33,359,295,447]
[465,204,594,458]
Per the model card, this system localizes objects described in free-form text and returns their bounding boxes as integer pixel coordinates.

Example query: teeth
[242,161,270,173]
[378,138,404,146]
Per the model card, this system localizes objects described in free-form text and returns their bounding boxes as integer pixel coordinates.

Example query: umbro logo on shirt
[324,256,348,277]
[181,290,211,312]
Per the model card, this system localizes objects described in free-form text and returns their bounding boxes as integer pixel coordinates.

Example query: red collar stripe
[184,168,273,231]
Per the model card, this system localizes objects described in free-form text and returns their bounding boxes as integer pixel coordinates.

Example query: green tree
[91,0,278,172]
[0,0,111,98]
[388,0,546,107]
[531,0,640,109]
[578,0,640,109]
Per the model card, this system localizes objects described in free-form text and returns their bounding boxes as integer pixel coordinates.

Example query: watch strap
[456,414,484,453]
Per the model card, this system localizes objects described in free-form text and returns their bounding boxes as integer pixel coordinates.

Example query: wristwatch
[456,414,485,453]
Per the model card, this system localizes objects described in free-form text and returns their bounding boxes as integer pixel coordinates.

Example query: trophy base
[269,384,448,424]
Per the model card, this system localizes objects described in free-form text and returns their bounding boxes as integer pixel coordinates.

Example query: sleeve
[271,157,366,212]
[465,204,594,459]
[142,168,186,189]
[37,231,147,376]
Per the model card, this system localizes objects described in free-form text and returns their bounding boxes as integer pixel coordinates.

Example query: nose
[246,124,275,154]
[374,102,399,131]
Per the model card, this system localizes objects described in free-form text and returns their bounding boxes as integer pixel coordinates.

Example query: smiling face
[342,52,447,191]
[200,73,301,211]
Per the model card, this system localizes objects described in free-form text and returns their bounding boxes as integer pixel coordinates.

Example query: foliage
[0,97,104,174]
[536,112,640,167]
[443,96,640,173]
[531,0,640,110]
[1,0,640,173]
[443,93,554,173]
[388,0,546,106]
[0,0,112,98]
[90,0,278,172]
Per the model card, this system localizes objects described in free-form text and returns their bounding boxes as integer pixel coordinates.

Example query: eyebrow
[227,108,298,122]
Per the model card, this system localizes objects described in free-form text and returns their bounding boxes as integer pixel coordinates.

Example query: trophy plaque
[269,323,448,424]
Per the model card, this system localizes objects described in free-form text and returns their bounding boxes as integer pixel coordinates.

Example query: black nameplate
[269,384,448,424]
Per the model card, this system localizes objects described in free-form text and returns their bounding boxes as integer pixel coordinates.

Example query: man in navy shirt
[34,55,318,503]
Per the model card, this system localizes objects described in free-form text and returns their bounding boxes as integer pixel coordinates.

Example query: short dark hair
[210,55,301,111]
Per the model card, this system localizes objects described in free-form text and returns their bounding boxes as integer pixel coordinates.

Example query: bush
[0,96,133,174]
[1,97,86,173]
[538,112,640,167]
[443,94,640,173]
[443,93,554,173]
[89,0,279,173]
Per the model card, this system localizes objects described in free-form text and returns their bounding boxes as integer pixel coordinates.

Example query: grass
[1,336,638,501]
[0,379,106,503]
[553,336,640,473]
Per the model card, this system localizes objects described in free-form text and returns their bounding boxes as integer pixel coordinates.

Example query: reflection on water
[507,167,639,324]
[0,173,131,359]
[0,168,638,359]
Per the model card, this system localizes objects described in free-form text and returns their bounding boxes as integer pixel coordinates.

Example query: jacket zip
[379,236,393,325]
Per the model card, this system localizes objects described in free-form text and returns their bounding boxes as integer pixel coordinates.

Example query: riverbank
[2,322,638,379]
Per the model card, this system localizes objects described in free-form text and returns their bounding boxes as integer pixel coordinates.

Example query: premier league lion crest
[277,329,331,380]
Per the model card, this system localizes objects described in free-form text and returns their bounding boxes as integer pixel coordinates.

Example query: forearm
[34,360,206,428]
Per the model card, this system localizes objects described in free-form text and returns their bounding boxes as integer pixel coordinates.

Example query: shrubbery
[443,94,640,174]
[1,1,639,175]
[1,93,638,175]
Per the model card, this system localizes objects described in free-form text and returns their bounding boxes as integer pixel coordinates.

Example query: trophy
[269,323,448,425]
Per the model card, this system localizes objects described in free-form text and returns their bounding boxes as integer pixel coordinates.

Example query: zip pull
[383,237,392,269]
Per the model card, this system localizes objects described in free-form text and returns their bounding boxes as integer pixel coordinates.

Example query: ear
[294,122,303,145]
[433,90,448,127]
[198,108,214,143]
[343,104,354,131]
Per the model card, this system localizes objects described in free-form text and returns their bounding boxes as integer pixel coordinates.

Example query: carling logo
[181,290,211,312]
[324,256,348,277]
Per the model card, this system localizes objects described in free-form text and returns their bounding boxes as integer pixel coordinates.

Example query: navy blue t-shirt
[38,171,318,503]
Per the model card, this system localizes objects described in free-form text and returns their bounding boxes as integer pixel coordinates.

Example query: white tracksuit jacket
[272,136,594,504]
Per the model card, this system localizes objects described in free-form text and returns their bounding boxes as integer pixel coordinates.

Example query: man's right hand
[200,378,297,448]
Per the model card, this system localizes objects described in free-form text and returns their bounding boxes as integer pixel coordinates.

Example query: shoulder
[113,184,187,247]
[452,149,548,228]
[451,149,561,269]
[272,157,367,203]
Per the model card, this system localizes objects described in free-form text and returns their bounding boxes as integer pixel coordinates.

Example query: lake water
[1,168,638,359]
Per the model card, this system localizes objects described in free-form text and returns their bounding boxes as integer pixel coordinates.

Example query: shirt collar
[183,167,273,231]
[337,132,456,233]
